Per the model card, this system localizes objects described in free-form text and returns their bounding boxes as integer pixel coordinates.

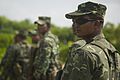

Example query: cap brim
[29,30,37,36]
[34,20,46,25]
[65,11,92,19]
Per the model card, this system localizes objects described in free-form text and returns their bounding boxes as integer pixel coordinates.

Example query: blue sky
[0,0,120,27]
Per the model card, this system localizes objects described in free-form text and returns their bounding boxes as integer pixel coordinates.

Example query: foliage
[0,16,120,63]
[0,16,35,34]
[51,25,75,42]
[103,22,120,52]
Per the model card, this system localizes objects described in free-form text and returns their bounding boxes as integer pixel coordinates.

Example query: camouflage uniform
[61,34,120,80]
[0,45,16,80]
[61,1,120,80]
[28,30,41,80]
[13,40,31,80]
[33,17,60,80]
[0,30,31,80]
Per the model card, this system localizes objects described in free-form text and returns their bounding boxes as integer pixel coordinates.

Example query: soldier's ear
[95,20,104,29]
[94,20,101,26]
[94,20,102,32]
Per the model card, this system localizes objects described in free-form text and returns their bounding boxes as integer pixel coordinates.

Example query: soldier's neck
[82,33,98,43]
[83,37,93,43]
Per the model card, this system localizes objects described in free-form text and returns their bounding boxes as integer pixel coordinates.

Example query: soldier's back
[0,45,17,80]
[13,41,31,80]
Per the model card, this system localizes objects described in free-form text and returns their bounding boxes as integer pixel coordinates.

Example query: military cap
[28,29,38,36]
[34,16,51,25]
[65,1,107,19]
[17,29,28,37]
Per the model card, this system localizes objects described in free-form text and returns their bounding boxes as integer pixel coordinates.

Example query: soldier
[0,44,16,80]
[0,32,22,80]
[29,30,41,47]
[33,16,60,80]
[60,1,120,80]
[1,30,31,80]
[28,30,41,80]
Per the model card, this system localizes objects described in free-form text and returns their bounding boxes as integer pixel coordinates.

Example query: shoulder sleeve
[62,48,95,80]
[33,39,52,77]
[2,45,17,68]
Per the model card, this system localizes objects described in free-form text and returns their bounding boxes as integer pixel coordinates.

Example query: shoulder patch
[70,40,86,52]
[82,44,104,54]
[86,45,96,52]
[74,40,86,48]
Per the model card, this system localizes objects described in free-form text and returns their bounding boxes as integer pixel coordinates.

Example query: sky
[0,0,120,27]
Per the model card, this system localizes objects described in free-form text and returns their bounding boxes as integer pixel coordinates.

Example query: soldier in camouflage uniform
[28,30,41,80]
[0,30,31,80]
[0,33,21,80]
[0,44,16,80]
[60,1,120,80]
[33,16,60,80]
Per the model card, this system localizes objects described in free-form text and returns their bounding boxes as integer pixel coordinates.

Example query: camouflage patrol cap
[65,1,107,19]
[28,29,38,36]
[34,16,51,25]
[17,29,28,37]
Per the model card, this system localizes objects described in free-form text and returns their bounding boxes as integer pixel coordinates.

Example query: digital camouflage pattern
[28,30,41,80]
[0,45,16,80]
[34,16,51,25]
[61,1,120,80]
[0,41,31,80]
[65,1,107,19]
[13,41,31,80]
[33,31,59,80]
[61,34,120,80]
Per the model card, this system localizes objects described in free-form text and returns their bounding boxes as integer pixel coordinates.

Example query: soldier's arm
[0,45,17,79]
[34,40,52,78]
[5,45,17,69]
[0,46,13,66]
[61,49,95,80]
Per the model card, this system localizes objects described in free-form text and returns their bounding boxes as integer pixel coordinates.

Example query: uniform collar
[44,31,52,37]
[93,33,105,41]
[83,33,105,44]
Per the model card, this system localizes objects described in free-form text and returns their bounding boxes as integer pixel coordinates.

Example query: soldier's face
[32,34,41,43]
[14,35,21,43]
[37,24,48,35]
[72,16,97,37]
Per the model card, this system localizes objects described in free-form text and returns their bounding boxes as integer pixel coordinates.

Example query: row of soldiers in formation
[1,1,120,80]
[0,16,61,80]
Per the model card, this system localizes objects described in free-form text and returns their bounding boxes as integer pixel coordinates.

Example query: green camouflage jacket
[61,34,120,80]
[0,45,16,80]
[33,31,59,79]
[14,41,31,80]
[1,41,31,80]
